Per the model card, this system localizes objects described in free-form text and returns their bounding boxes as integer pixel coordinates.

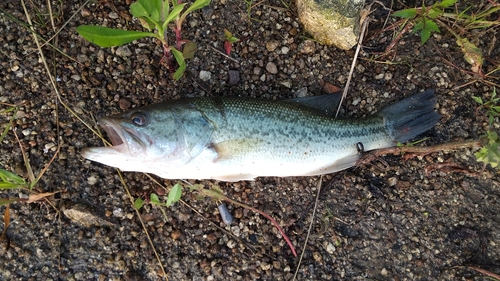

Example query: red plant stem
[175,26,182,50]
[222,197,298,257]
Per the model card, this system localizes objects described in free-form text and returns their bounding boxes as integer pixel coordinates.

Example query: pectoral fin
[210,139,263,161]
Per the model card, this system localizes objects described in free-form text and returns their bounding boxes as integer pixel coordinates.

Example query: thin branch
[293,175,323,280]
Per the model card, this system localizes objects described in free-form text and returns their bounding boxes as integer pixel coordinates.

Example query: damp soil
[0,0,499,280]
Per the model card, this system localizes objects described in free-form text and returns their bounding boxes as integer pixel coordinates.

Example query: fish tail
[378,89,440,143]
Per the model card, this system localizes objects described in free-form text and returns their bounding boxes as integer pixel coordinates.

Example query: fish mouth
[98,117,147,154]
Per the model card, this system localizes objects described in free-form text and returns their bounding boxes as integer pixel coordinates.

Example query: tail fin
[378,89,440,143]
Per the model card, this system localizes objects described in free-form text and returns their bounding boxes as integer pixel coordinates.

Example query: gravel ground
[1,0,499,280]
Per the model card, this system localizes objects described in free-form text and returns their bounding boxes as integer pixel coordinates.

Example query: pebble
[387,177,398,187]
[266,62,278,74]
[113,208,124,218]
[119,98,132,110]
[80,7,91,17]
[44,142,56,152]
[116,46,132,57]
[199,70,212,81]
[326,243,336,254]
[260,262,271,271]
[280,81,292,88]
[295,87,308,97]
[253,66,262,75]
[108,11,119,19]
[87,175,98,185]
[171,230,181,240]
[322,81,341,94]
[281,46,290,54]
[265,40,280,52]
[299,40,316,54]
[22,129,31,136]
[228,70,240,85]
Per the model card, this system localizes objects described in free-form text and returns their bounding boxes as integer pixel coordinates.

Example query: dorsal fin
[286,92,342,116]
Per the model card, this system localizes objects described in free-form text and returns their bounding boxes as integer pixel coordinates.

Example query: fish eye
[130,112,148,126]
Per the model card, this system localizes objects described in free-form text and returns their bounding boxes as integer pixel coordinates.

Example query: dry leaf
[27,191,59,203]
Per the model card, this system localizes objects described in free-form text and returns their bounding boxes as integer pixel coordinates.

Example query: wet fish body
[81,90,440,181]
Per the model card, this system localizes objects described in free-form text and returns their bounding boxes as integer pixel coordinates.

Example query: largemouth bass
[81,90,440,181]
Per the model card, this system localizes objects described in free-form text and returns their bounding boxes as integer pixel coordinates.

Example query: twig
[356,139,484,166]
[207,45,240,64]
[116,170,168,279]
[293,175,323,280]
[466,265,500,280]
[335,14,369,118]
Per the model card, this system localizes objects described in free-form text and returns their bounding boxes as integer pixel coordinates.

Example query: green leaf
[420,29,431,44]
[130,0,162,22]
[171,47,186,80]
[472,96,483,105]
[150,193,160,205]
[210,184,223,195]
[438,0,458,8]
[163,0,170,21]
[134,198,144,209]
[76,25,154,47]
[166,183,182,206]
[428,7,442,19]
[425,19,440,32]
[183,0,211,15]
[163,3,187,27]
[138,17,156,31]
[182,41,197,59]
[488,131,499,143]
[0,169,25,185]
[475,141,500,168]
[392,8,417,19]
[413,21,424,32]
[224,29,233,40]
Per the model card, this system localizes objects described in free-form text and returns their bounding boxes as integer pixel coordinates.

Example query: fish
[81,90,440,181]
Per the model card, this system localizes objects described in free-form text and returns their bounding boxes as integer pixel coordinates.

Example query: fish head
[82,108,188,172]
[81,103,210,173]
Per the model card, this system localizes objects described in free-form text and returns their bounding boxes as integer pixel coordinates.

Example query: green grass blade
[0,108,16,144]
[0,169,26,185]
[0,182,24,189]
[0,198,21,206]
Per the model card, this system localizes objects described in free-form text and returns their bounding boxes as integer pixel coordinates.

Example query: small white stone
[113,208,124,217]
[326,242,336,254]
[87,175,98,185]
[199,70,212,81]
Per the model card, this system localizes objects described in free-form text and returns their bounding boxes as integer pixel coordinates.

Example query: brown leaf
[27,191,59,203]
